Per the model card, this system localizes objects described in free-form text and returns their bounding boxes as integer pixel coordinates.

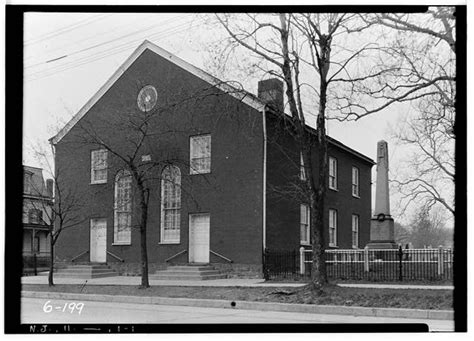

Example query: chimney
[258,78,284,113]
[46,179,54,198]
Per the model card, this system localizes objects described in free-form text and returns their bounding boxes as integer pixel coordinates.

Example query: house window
[161,165,181,243]
[329,209,337,247]
[300,152,306,181]
[329,157,337,190]
[300,204,310,245]
[91,149,108,184]
[23,174,31,194]
[352,167,359,197]
[352,214,359,248]
[34,235,41,253]
[190,134,211,174]
[114,170,132,244]
[28,208,43,224]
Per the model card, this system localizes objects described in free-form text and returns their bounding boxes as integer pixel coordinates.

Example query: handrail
[210,250,233,263]
[165,249,187,262]
[107,251,125,262]
[71,250,89,262]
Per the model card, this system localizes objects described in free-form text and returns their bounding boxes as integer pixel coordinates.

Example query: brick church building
[51,40,374,277]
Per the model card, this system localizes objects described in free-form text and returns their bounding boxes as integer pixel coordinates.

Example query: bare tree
[213,13,390,289]
[392,101,454,216]
[28,144,86,286]
[407,207,453,248]
[212,11,456,289]
[370,8,456,217]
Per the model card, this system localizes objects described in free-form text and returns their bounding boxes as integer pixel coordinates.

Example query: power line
[25,17,204,82]
[26,18,199,80]
[25,14,188,68]
[24,14,111,46]
[24,14,153,61]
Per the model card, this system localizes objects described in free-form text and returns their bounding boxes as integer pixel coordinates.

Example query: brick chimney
[258,78,284,113]
[46,179,54,198]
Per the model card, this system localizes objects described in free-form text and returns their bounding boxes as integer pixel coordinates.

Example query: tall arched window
[114,170,132,244]
[161,165,181,243]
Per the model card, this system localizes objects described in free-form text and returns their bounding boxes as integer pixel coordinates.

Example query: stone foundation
[211,263,263,279]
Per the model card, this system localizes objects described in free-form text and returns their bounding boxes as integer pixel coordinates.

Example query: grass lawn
[22,284,453,310]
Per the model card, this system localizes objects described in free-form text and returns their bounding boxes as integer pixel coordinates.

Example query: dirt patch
[22,283,453,310]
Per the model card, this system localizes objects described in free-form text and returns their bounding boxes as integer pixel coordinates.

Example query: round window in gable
[137,85,158,112]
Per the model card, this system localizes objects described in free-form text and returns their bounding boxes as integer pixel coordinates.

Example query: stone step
[149,273,227,281]
[151,264,227,280]
[54,272,119,279]
[62,264,112,269]
[56,266,116,272]
[154,270,222,276]
[166,265,216,271]
[51,264,118,279]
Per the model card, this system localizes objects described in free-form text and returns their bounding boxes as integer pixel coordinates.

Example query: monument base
[370,217,395,241]
[365,241,399,249]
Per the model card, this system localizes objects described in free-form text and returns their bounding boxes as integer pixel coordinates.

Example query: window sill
[91,181,107,185]
[328,245,339,248]
[189,171,211,176]
[352,194,360,199]
[159,241,181,245]
[329,187,338,192]
[112,243,131,246]
[300,242,311,246]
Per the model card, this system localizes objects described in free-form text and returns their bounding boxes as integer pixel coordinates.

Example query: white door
[189,213,210,263]
[90,218,107,263]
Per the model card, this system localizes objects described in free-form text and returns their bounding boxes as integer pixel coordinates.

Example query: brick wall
[264,113,373,252]
[54,48,264,268]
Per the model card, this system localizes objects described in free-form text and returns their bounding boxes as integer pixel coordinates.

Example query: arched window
[114,170,132,244]
[161,165,181,243]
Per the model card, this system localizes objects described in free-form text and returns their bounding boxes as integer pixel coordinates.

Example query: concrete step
[149,274,227,281]
[166,265,216,271]
[151,264,227,280]
[52,264,118,279]
[56,268,116,274]
[156,270,221,275]
[54,272,119,279]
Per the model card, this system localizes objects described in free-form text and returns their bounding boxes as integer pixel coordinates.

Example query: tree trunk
[311,45,330,288]
[48,231,54,286]
[136,177,150,289]
[310,109,329,288]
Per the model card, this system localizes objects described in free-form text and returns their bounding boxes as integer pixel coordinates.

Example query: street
[21,297,454,331]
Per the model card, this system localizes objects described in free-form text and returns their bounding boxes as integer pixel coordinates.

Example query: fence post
[33,253,37,276]
[438,246,444,276]
[398,245,403,281]
[364,247,369,272]
[299,247,305,275]
[263,249,269,280]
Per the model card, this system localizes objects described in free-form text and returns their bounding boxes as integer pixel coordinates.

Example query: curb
[22,291,453,320]
[337,284,454,290]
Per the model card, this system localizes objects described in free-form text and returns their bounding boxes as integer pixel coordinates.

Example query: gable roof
[50,40,266,145]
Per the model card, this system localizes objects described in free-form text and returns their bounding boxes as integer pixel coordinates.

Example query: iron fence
[263,247,453,282]
[22,253,50,275]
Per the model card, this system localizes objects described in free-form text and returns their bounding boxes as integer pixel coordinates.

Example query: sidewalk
[21,275,306,287]
[22,275,453,290]
[22,290,454,322]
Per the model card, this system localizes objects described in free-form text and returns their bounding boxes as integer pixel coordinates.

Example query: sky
[21,9,455,226]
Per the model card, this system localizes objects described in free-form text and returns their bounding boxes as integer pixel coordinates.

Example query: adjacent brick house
[50,40,374,277]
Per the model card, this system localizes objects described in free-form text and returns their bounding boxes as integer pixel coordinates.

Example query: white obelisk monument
[366,140,398,249]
